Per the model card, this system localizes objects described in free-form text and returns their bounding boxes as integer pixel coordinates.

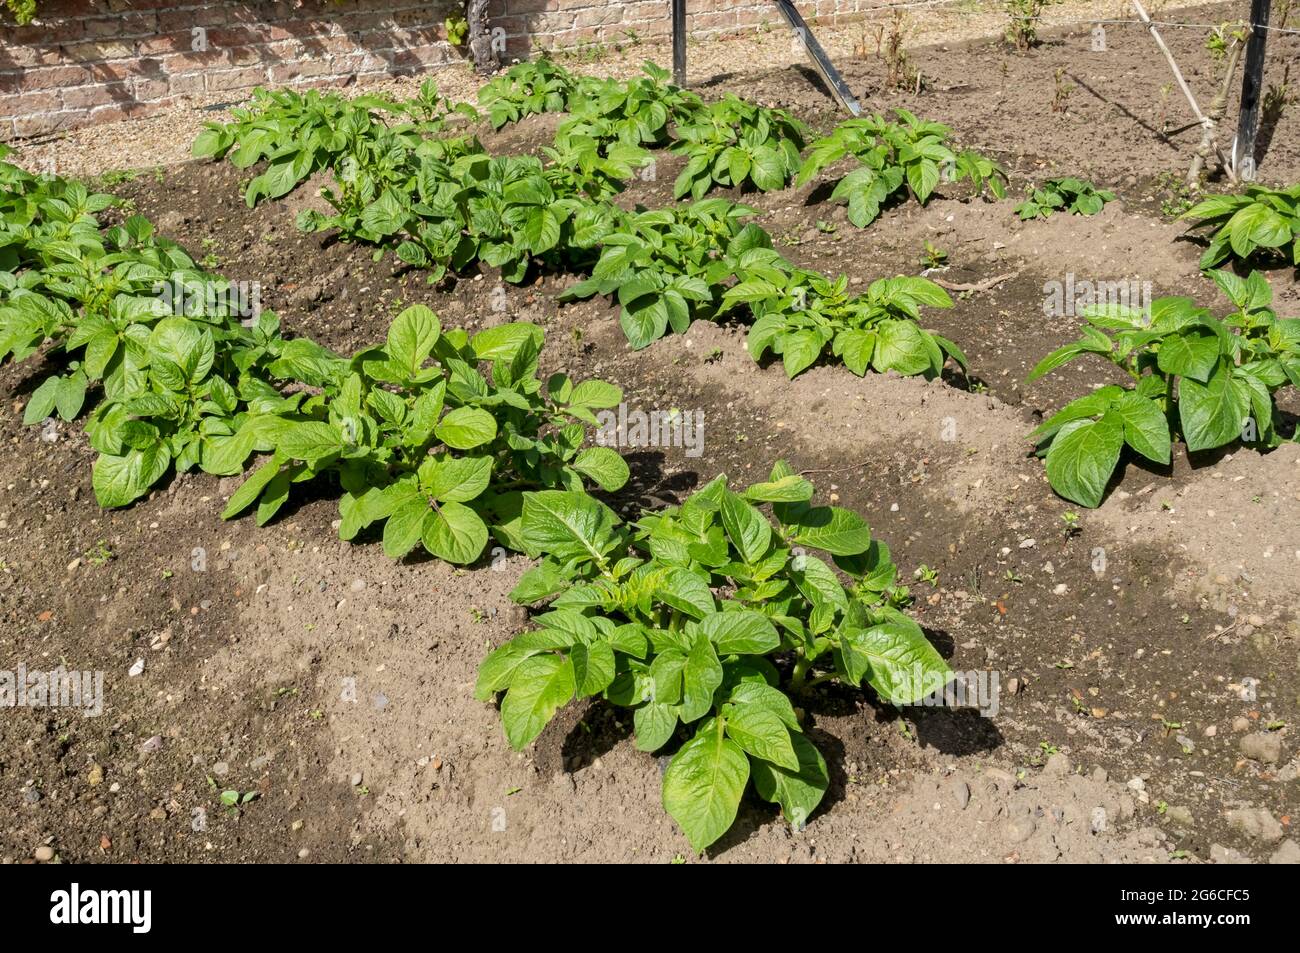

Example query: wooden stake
[1132,0,1208,125]
[1131,0,1234,184]
[1189,32,1244,185]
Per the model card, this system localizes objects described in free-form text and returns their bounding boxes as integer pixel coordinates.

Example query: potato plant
[300,147,628,284]
[1181,183,1300,270]
[558,199,765,348]
[193,71,994,382]
[1028,270,1298,507]
[477,463,951,852]
[476,57,592,129]
[671,95,808,198]
[557,62,703,150]
[195,88,391,208]
[0,152,288,506]
[192,81,479,208]
[1014,177,1115,220]
[222,308,628,564]
[734,268,964,380]
[797,110,1006,228]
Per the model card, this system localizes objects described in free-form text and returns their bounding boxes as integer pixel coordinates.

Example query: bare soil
[3,6,1300,864]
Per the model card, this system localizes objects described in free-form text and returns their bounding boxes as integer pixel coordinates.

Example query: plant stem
[790,653,812,692]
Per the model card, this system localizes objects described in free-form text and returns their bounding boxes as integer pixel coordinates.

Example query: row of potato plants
[477,60,1300,504]
[191,64,999,381]
[1029,269,1300,507]
[0,148,627,561]
[0,148,951,853]
[1026,176,1299,505]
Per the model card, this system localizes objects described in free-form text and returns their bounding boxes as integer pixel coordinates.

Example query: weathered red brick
[158,9,231,33]
[131,77,171,102]
[63,39,135,62]
[204,65,270,92]
[14,110,77,138]
[3,17,86,44]
[505,0,562,13]
[84,12,158,39]
[86,100,161,125]
[167,72,208,97]
[0,65,89,93]
[104,0,174,12]
[0,90,62,115]
[575,5,625,28]
[60,82,128,110]
[157,49,228,72]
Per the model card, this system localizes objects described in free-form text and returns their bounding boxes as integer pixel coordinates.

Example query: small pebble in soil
[1226,807,1284,843]
[1003,815,1036,844]
[1167,806,1194,826]
[1240,732,1283,764]
[34,845,54,862]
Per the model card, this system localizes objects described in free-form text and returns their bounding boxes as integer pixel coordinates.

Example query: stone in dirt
[949,779,971,810]
[1239,732,1283,764]
[1090,807,1107,833]
[1225,807,1284,843]
[1003,815,1036,844]
[1166,805,1194,826]
[1210,844,1251,864]
[1043,752,1071,777]
[1269,840,1300,865]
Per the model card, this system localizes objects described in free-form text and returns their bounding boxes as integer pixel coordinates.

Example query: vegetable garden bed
[2,11,1299,864]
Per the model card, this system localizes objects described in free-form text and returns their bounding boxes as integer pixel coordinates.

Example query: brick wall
[503,0,887,50]
[0,0,888,140]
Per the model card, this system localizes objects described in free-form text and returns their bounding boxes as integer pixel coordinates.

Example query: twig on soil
[931,271,1018,292]
[1202,620,1239,642]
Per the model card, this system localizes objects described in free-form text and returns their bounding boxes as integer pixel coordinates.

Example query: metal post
[1233,0,1271,181]
[771,0,860,116]
[672,0,687,87]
